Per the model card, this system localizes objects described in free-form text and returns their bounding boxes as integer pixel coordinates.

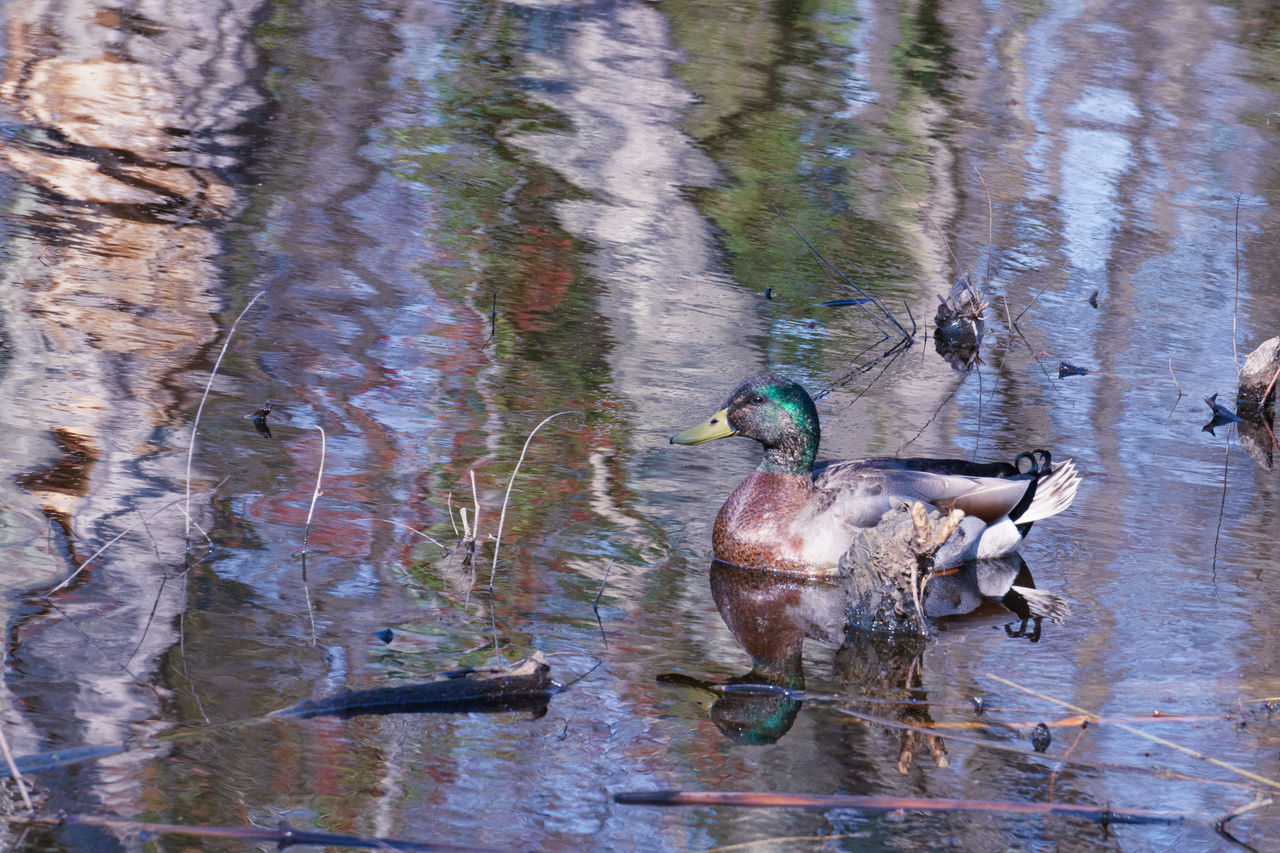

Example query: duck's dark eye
[752,395,764,404]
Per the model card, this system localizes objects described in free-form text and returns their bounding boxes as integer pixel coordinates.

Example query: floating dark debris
[818,297,873,307]
[1031,722,1051,753]
[1201,393,1242,436]
[1088,290,1099,308]
[1058,361,1090,379]
[250,401,272,439]
[933,275,986,371]
[274,653,558,719]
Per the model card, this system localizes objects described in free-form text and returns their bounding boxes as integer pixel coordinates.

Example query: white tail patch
[1016,458,1080,524]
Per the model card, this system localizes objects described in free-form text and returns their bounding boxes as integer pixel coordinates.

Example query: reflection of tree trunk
[503,2,762,479]
[0,0,264,822]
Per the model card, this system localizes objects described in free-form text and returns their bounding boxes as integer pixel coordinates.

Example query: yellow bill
[670,407,736,445]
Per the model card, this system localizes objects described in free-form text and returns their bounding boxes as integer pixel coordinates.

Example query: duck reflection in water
[661,556,1063,756]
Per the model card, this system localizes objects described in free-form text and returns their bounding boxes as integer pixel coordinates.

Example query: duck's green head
[670,374,820,474]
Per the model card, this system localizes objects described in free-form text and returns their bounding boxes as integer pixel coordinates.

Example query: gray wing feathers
[879,469,1031,523]
[814,457,1080,528]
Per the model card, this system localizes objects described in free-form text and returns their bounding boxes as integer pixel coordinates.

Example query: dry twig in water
[1232,194,1241,373]
[983,672,1280,791]
[772,206,913,342]
[45,496,207,597]
[488,411,581,591]
[185,290,265,542]
[837,706,1264,792]
[379,518,448,551]
[298,425,325,645]
[0,726,34,814]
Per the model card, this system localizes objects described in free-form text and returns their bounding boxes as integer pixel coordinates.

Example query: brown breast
[711,471,834,576]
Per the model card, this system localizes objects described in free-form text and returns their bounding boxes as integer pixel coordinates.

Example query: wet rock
[1235,336,1278,470]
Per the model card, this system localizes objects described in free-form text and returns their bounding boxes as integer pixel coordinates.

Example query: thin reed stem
[489,411,580,590]
[0,726,34,814]
[185,291,265,541]
[299,425,325,645]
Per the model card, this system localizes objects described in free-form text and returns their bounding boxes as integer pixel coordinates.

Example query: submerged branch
[0,813,492,852]
[45,496,201,597]
[615,789,1212,826]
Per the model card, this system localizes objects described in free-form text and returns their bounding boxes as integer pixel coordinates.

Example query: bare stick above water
[184,291,265,541]
[488,411,581,591]
[0,726,34,814]
[1166,358,1184,425]
[299,425,325,645]
[301,425,326,555]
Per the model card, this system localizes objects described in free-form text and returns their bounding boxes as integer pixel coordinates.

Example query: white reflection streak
[1060,127,1131,274]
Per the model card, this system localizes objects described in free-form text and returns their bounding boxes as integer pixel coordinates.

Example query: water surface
[0,0,1278,850]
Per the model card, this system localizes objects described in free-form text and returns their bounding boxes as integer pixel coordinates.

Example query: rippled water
[0,0,1278,850]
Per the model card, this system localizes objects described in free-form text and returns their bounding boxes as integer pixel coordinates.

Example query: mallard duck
[670,374,1080,576]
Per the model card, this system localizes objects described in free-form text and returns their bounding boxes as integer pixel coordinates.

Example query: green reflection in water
[895,0,958,101]
[667,1,919,350]
[361,12,673,588]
